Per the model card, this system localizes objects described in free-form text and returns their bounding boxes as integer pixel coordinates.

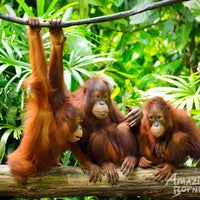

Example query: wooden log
[1,165,200,199]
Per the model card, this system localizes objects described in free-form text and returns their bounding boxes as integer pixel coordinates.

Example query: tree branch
[0,0,189,27]
[1,165,200,199]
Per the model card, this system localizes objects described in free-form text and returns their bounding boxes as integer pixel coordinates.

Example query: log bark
[1,165,200,199]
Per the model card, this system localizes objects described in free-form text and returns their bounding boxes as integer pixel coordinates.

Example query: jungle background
[0,0,200,199]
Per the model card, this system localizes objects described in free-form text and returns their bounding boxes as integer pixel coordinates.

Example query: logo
[165,173,200,198]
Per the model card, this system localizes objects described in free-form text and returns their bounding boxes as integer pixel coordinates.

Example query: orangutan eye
[94,92,101,100]
[149,116,154,121]
[103,93,108,100]
[157,115,162,120]
[76,119,83,126]
[62,116,67,122]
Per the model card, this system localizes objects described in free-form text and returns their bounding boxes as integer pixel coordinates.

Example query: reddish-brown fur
[72,77,139,184]
[138,96,200,181]
[7,18,98,183]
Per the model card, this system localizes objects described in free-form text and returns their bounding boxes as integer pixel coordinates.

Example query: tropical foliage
[0,0,200,199]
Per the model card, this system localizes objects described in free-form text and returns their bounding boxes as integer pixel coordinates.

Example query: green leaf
[2,40,14,59]
[160,19,175,37]
[74,67,92,78]
[153,75,192,92]
[0,130,12,163]
[175,23,192,52]
[71,69,84,85]
[4,5,16,16]
[5,74,18,90]
[16,72,30,92]
[111,86,120,99]
[67,34,92,57]
[164,75,188,87]
[62,8,73,21]
[13,127,23,139]
[15,65,22,78]
[190,109,200,115]
[183,7,195,23]
[61,151,72,166]
[37,0,45,17]
[184,0,200,22]
[186,97,194,111]
[88,0,104,6]
[0,64,9,74]
[105,68,135,79]
[64,69,72,92]
[20,90,25,110]
[164,58,183,73]
[44,0,59,18]
[194,95,200,110]
[77,54,115,65]
[66,51,115,69]
[0,101,8,110]
[49,2,79,19]
[0,57,30,69]
[6,106,18,126]
[104,68,134,85]
[129,0,159,25]
[114,0,124,7]
[16,0,35,16]
[140,31,151,45]
[0,48,8,57]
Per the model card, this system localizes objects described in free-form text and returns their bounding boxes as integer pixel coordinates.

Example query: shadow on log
[1,165,200,199]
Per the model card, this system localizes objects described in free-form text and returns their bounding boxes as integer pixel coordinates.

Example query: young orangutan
[72,77,142,184]
[7,18,102,183]
[137,97,200,181]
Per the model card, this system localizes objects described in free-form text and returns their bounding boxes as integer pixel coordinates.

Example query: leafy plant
[145,74,200,111]
[63,50,116,91]
[0,105,23,163]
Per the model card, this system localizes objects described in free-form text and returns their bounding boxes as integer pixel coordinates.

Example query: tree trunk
[1,165,200,199]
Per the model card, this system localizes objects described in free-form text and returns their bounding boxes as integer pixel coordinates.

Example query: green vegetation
[0,0,200,199]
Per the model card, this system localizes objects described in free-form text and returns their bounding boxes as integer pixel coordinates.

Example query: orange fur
[138,97,200,180]
[7,20,84,184]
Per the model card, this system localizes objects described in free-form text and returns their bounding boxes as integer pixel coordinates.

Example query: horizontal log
[1,165,200,199]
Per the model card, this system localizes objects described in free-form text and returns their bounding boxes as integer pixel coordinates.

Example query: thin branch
[0,0,189,27]
[104,19,167,33]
